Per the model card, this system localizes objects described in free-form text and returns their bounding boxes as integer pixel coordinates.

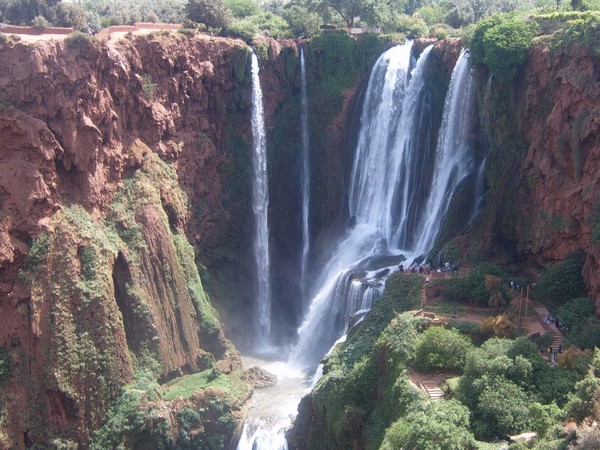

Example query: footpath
[410,295,566,400]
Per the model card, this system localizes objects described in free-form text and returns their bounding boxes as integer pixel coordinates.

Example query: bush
[534,251,586,305]
[412,327,474,372]
[186,0,232,29]
[381,13,427,37]
[482,17,535,82]
[177,28,196,37]
[282,4,321,37]
[65,30,94,48]
[32,15,50,30]
[553,297,596,333]
[26,232,52,271]
[249,12,292,38]
[380,400,476,450]
[570,323,600,350]
[442,262,509,306]
[224,0,259,18]
[447,320,483,336]
[415,4,449,26]
[226,18,258,41]
[140,74,157,100]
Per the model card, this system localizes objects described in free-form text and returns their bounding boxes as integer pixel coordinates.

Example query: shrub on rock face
[65,31,94,48]
[482,17,534,82]
[534,251,586,305]
[469,14,534,83]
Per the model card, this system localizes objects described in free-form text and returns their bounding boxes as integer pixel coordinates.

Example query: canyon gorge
[0,19,599,449]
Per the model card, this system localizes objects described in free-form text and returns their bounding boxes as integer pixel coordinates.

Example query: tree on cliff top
[186,0,233,29]
[303,0,406,28]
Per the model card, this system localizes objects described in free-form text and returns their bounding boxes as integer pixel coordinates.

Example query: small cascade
[300,47,311,302]
[250,51,272,348]
[470,156,487,222]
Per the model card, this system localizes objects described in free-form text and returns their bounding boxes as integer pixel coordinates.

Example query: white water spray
[410,49,475,256]
[250,51,272,348]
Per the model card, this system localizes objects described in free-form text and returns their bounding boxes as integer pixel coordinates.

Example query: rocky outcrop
[0,33,256,448]
[464,41,600,305]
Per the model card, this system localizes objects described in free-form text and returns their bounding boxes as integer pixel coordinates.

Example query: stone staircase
[550,331,565,352]
[421,380,445,400]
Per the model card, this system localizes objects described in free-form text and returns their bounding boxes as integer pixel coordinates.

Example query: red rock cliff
[465,41,600,305]
[0,33,257,448]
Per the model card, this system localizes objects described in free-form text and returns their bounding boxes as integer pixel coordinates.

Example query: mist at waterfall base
[238,43,480,449]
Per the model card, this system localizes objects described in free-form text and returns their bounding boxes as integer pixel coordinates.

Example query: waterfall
[300,47,311,302]
[238,43,479,449]
[250,51,272,348]
[292,45,478,369]
[410,49,475,256]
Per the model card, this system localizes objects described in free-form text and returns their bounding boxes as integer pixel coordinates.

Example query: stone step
[421,381,445,400]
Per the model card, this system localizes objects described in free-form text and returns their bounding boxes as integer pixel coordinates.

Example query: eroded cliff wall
[0,32,258,448]
[462,41,600,305]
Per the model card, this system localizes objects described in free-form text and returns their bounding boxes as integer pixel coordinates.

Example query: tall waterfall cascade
[250,51,272,349]
[293,45,477,369]
[300,47,311,302]
[238,44,480,449]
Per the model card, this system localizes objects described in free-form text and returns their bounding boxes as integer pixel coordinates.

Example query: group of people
[544,314,568,332]
[540,343,564,364]
[397,261,460,276]
[398,263,431,275]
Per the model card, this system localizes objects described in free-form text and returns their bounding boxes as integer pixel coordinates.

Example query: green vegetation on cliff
[292,274,424,449]
[92,368,249,449]
[293,267,599,449]
[469,14,534,83]
[12,147,244,447]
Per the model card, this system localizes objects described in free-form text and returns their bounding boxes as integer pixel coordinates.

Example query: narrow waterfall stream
[300,47,311,303]
[250,51,272,349]
[238,44,480,449]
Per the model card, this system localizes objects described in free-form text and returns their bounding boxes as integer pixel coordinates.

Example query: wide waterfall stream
[238,43,477,449]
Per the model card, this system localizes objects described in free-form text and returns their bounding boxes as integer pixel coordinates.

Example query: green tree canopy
[380,400,477,450]
[282,4,322,36]
[224,0,259,18]
[186,0,232,28]
[412,326,474,372]
[482,16,534,82]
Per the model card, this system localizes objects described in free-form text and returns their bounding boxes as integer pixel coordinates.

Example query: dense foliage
[1,0,598,42]
[299,279,595,449]
[412,326,474,371]
[186,0,232,29]
[534,251,586,305]
[380,399,476,450]
[438,261,509,306]
[468,14,534,82]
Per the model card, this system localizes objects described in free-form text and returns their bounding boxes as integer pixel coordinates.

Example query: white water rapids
[238,44,478,449]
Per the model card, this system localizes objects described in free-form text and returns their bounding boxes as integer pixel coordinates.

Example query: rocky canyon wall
[462,40,600,306]
[0,32,260,448]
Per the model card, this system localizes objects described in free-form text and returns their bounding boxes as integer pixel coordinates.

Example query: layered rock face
[464,42,600,304]
[0,33,258,448]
